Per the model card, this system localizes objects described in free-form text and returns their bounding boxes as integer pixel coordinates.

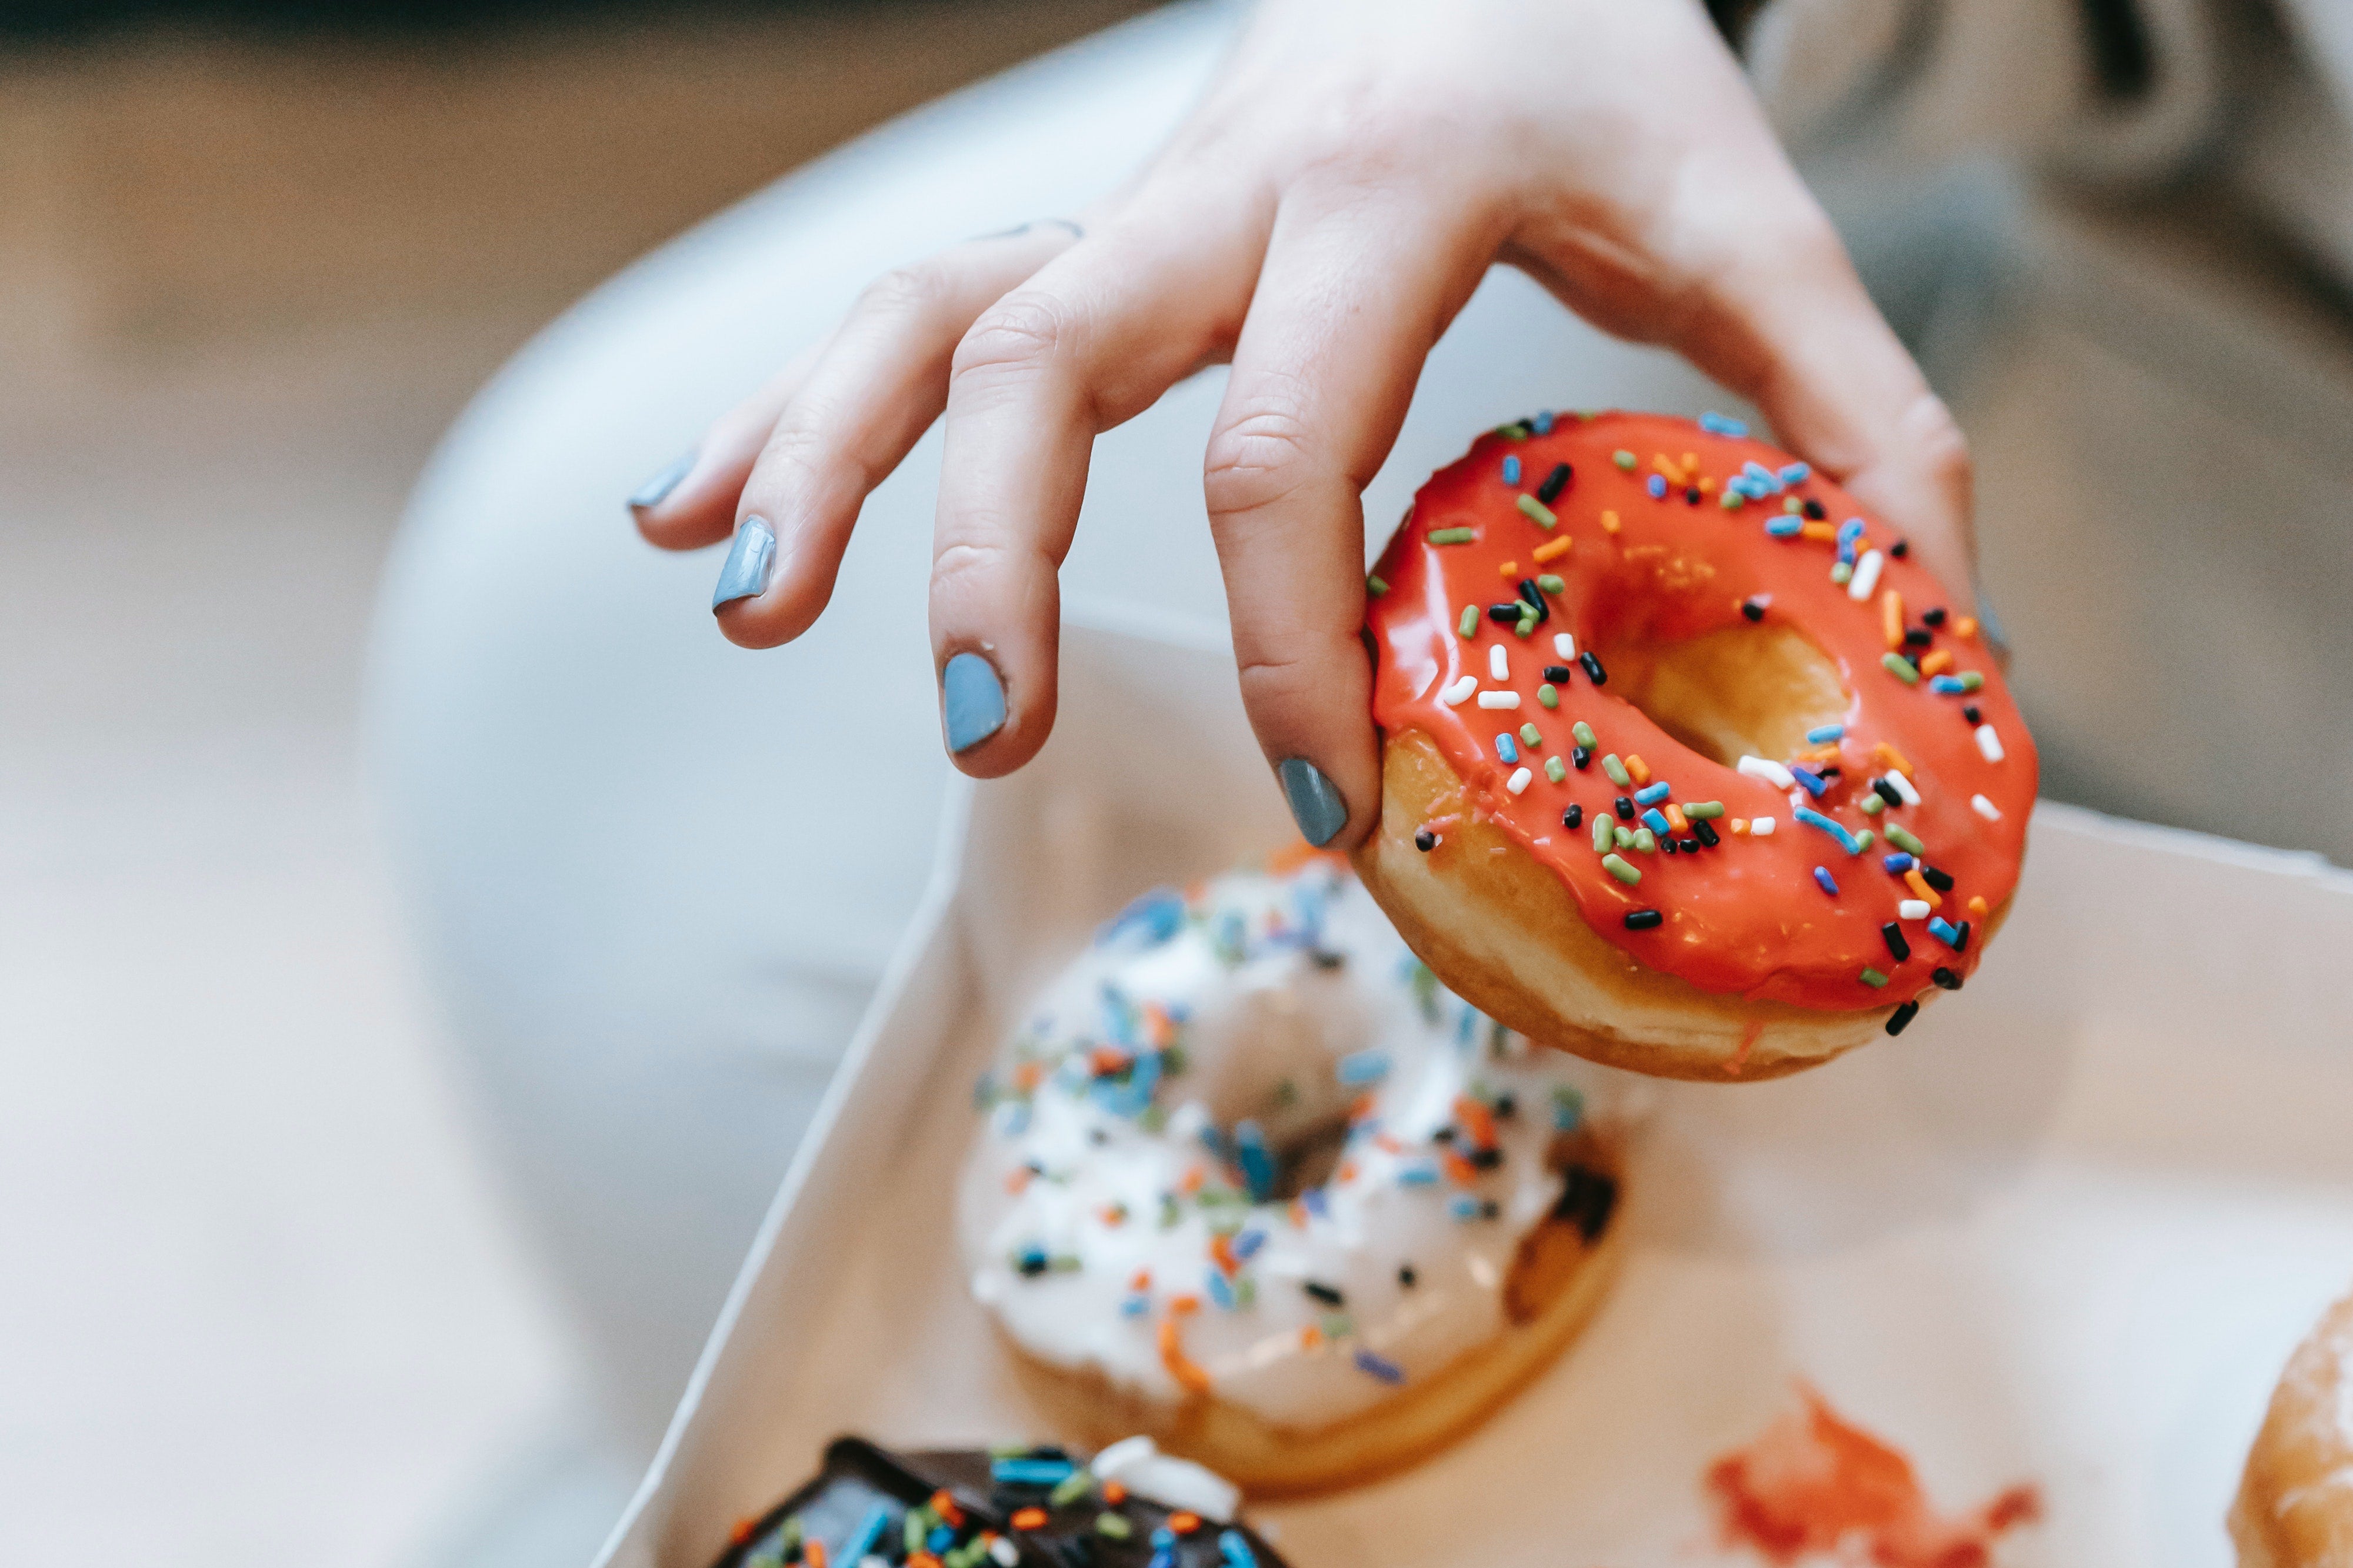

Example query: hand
[630,0,1971,850]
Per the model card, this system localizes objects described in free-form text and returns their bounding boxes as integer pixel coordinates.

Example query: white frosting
[958,859,1637,1433]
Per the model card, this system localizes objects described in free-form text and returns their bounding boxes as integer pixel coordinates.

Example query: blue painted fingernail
[628,450,695,514]
[711,517,776,610]
[942,652,1006,753]
[1278,758,1347,847]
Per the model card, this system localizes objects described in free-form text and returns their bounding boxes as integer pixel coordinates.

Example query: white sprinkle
[991,1542,1021,1567]
[1750,815,1777,836]
[1972,792,2002,822]
[1899,898,1931,920]
[1975,723,2005,763]
[1488,643,1509,682]
[1848,549,1884,600]
[1738,755,1796,789]
[1476,690,1522,710]
[1554,632,1576,660]
[1441,676,1478,706]
[1506,766,1533,795]
[1885,769,1921,806]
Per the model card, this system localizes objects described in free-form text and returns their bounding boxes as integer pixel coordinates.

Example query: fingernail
[1278,758,1348,847]
[942,651,1007,753]
[629,450,695,514]
[711,516,776,610]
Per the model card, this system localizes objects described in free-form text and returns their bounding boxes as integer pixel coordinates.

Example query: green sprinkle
[1851,829,1875,855]
[1572,721,1598,748]
[1859,968,1890,989]
[1592,813,1614,854]
[1519,723,1541,747]
[1633,828,1657,853]
[1515,613,1537,636]
[1235,1275,1257,1307]
[1601,753,1632,787]
[1517,494,1558,529]
[1721,491,1744,510]
[1458,605,1479,638]
[1859,792,1885,814]
[1684,801,1724,819]
[1831,561,1854,584]
[1538,682,1559,708]
[1601,853,1642,885]
[1614,825,1634,849]
[1321,1312,1354,1339]
[1958,670,1985,691]
[1784,498,1803,513]
[1429,526,1477,545]
[1612,449,1636,471]
[1545,756,1567,783]
[1886,824,1926,855]
[1051,1469,1095,1506]
[1881,652,1920,684]
[1096,1513,1134,1539]
[905,1509,934,1552]
[1498,422,1530,440]
[1536,573,1565,593]
[1366,575,1389,597]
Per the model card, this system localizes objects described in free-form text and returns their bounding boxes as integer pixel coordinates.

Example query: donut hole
[1262,1117,1350,1201]
[1590,622,1848,766]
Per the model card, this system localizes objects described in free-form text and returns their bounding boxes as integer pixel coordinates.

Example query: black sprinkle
[1802,498,1827,521]
[1551,1163,1618,1240]
[1310,949,1346,970]
[1962,705,1983,725]
[1562,804,1584,830]
[1684,486,1702,505]
[1480,1199,1501,1219]
[1881,922,1911,962]
[1952,920,1972,952]
[1537,462,1572,504]
[1572,745,1592,771]
[1661,837,1678,855]
[1517,578,1551,622]
[1886,999,1921,1035]
[1922,607,1948,628]
[1873,778,1904,808]
[1488,602,1522,624]
[1542,664,1573,683]
[1931,967,1963,990]
[1493,1093,1517,1119]
[1676,836,1699,853]
[1469,1147,1504,1171]
[1414,827,1437,852]
[1302,1281,1345,1307]
[1920,865,1955,893]
[1398,1265,1417,1288]
[1624,908,1664,930]
[1891,539,1910,558]
[1614,796,1635,821]
[1579,650,1608,685]
[1693,818,1721,847]
[1432,1126,1455,1143]
[1741,598,1766,622]
[1018,1254,1048,1277]
[1904,626,1932,649]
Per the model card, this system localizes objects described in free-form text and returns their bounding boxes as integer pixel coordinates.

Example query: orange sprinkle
[1956,615,1979,639]
[1918,649,1954,677]
[730,1518,758,1546]
[1442,1149,1479,1187]
[1265,840,1345,876]
[1337,1160,1358,1184]
[1454,1093,1498,1147]
[1698,475,1715,493]
[1873,741,1916,776]
[1684,451,1698,473]
[1004,1167,1032,1195]
[1904,868,1943,908]
[1600,509,1622,535]
[1881,589,1904,650]
[1348,1090,1378,1122]
[1626,754,1653,785]
[1802,522,1838,542]
[1374,1132,1404,1153]
[1179,1165,1205,1195]
[1011,1507,1048,1530]
[1532,535,1574,562]
[906,1556,939,1568]
[1169,1513,1202,1535]
[1099,1203,1127,1227]
[1652,453,1681,480]
[1143,1002,1175,1046]
[1498,559,1521,578]
[1171,1294,1200,1316]
[1013,1062,1044,1092]
[1129,1268,1151,1291]
[1665,803,1688,833]
[805,1545,828,1568]
[1731,818,1749,834]
[1288,1199,1308,1227]
[1089,1045,1129,1075]
[1299,1323,1323,1350]
[1103,1482,1128,1506]
[1159,1315,1213,1394]
[1968,895,1989,918]
[930,1490,964,1528]
[1209,1233,1239,1276]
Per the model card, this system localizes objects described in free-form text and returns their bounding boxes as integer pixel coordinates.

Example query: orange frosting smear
[1363,411,2038,1009]
[1707,1385,2042,1567]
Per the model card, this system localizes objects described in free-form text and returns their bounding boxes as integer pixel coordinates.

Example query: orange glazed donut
[1354,411,2037,1080]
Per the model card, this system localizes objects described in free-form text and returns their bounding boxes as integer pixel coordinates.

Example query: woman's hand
[628,0,1971,850]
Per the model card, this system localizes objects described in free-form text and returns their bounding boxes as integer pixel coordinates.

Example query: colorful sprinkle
[1812,866,1839,896]
[1600,853,1641,885]
[1517,494,1557,529]
[1428,526,1476,545]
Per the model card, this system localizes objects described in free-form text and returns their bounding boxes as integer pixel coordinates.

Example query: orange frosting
[1364,412,2037,1010]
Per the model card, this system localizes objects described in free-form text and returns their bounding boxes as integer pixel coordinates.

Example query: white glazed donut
[958,852,1639,1494]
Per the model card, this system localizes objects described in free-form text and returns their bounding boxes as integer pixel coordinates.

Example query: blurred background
[5,2,2352,1566]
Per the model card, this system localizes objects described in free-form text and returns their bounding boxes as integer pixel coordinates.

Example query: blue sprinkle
[1533,411,1555,435]
[992,1457,1076,1486]
[1633,780,1672,805]
[1397,1161,1439,1187]
[845,1503,894,1564]
[1098,888,1185,948]
[1839,540,1859,566]
[1352,1347,1407,1385]
[1812,866,1840,896]
[1779,462,1811,484]
[1232,1227,1267,1261]
[1928,916,1964,949]
[1148,1549,1176,1568]
[1765,515,1803,538]
[1838,517,1866,543]
[1641,808,1671,835]
[1221,1530,1260,1568]
[1793,805,1863,854]
[1884,852,1916,873]
[1496,732,1519,765]
[1789,765,1829,798]
[1120,1293,1150,1317]
[1234,1119,1276,1202]
[1806,723,1845,743]
[1205,1267,1236,1310]
[929,1522,957,1553]
[1448,1195,1480,1222]
[1930,675,1969,694]
[1502,455,1522,485]
[1699,411,1749,437]
[1337,1047,1391,1085]
[1302,1186,1330,1217]
[1647,473,1668,498]
[1151,1526,1177,1550]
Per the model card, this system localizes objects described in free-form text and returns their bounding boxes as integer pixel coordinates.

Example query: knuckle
[953,292,1076,383]
[856,261,951,323]
[1202,399,1320,521]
